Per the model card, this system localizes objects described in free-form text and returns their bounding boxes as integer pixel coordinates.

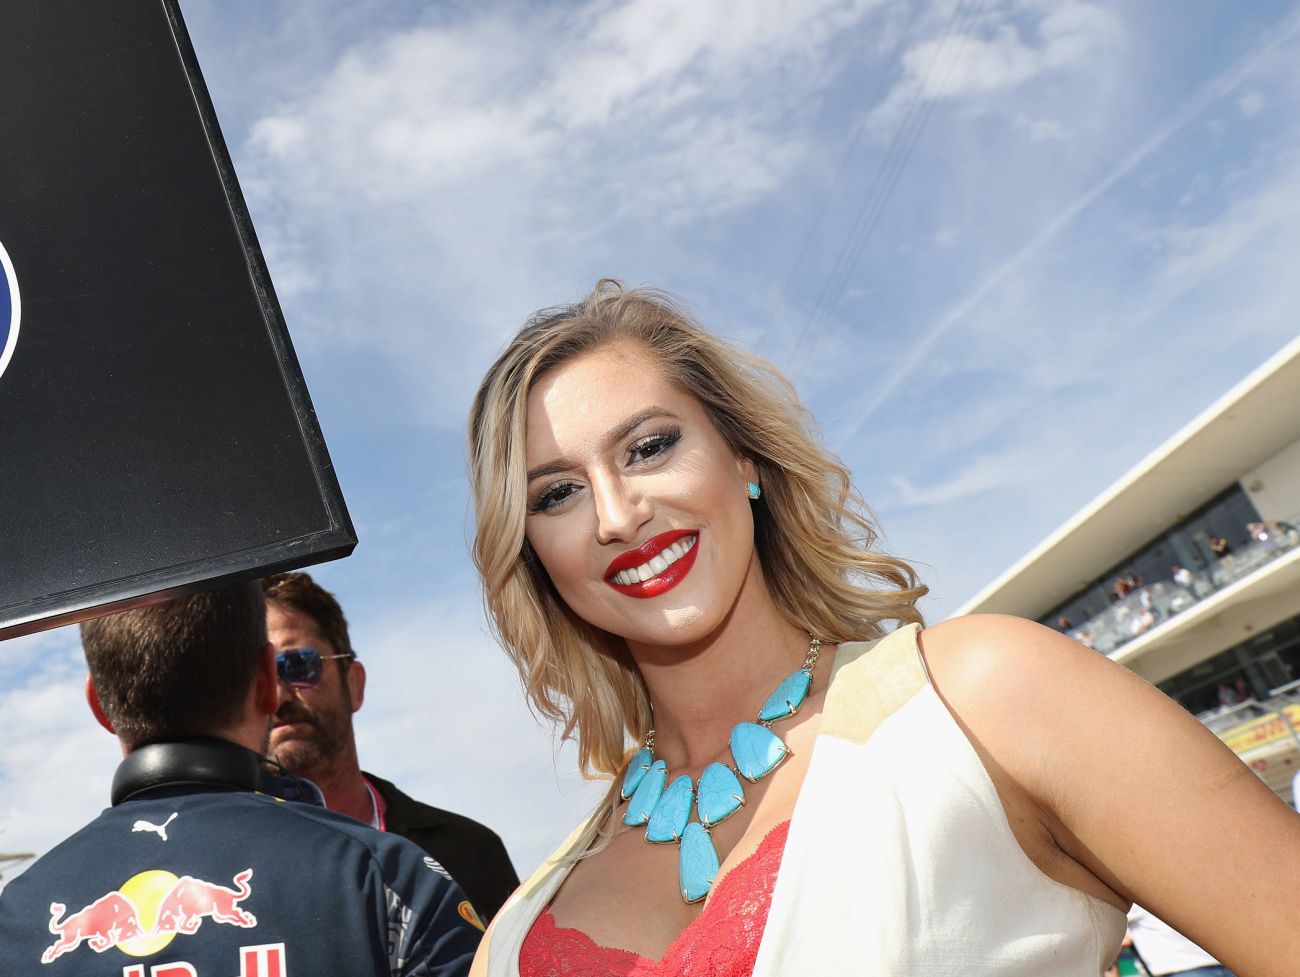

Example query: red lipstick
[605,529,699,599]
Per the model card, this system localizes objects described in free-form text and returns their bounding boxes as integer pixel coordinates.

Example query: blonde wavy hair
[468,280,926,781]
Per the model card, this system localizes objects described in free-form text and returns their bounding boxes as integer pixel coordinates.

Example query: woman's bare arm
[922,614,1300,976]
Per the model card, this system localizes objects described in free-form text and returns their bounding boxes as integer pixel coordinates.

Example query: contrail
[832,5,1300,451]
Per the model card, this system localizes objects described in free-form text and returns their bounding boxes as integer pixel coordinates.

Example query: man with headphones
[0,582,481,976]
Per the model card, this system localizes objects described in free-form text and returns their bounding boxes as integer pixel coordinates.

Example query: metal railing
[1199,681,1300,804]
[1066,523,1300,656]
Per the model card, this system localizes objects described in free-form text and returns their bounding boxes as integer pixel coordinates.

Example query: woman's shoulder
[825,615,1097,727]
[916,613,1103,707]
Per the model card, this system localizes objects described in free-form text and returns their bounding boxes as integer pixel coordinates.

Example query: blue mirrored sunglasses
[275,647,354,688]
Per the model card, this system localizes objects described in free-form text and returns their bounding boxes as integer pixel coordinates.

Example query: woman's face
[523,341,759,647]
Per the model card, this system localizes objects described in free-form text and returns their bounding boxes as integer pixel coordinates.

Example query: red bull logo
[42,868,256,964]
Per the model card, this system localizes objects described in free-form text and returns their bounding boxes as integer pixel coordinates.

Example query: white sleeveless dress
[474,624,1128,976]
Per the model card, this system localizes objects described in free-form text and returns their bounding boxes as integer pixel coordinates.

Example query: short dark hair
[260,571,354,662]
[80,582,268,750]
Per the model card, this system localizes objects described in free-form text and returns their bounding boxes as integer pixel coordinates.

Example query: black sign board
[0,0,356,639]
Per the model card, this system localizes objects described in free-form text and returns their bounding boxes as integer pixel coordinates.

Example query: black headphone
[112,736,322,807]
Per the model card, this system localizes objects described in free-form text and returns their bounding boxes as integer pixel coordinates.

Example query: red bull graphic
[42,893,144,962]
[0,237,19,382]
[153,869,257,935]
[40,868,256,965]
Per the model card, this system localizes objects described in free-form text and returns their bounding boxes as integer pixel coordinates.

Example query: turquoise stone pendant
[696,762,745,827]
[678,822,720,904]
[624,759,667,826]
[730,722,789,782]
[758,669,812,722]
[621,746,654,800]
[626,634,821,903]
[646,775,694,843]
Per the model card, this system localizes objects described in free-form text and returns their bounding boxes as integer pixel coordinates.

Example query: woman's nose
[592,472,651,545]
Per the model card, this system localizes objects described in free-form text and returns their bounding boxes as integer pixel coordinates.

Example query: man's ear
[85,675,115,734]
[347,659,366,714]
[253,642,280,718]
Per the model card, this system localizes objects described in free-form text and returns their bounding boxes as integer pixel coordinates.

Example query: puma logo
[131,812,178,841]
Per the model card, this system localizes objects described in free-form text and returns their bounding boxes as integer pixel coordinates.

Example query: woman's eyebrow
[526,408,679,483]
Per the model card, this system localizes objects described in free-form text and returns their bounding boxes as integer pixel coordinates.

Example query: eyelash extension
[528,481,580,514]
[627,426,682,464]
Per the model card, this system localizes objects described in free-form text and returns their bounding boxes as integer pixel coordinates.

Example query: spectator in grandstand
[1270,519,1298,541]
[1171,566,1194,588]
[1217,681,1242,708]
[1248,521,1277,552]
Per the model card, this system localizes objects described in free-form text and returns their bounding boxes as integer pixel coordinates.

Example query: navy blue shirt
[0,756,479,976]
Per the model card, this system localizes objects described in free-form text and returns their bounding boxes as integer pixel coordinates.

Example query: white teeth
[612,535,697,586]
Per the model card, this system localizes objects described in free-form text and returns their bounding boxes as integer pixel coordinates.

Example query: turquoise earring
[746,481,762,500]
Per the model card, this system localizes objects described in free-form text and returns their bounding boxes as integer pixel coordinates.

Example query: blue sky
[4,0,1300,878]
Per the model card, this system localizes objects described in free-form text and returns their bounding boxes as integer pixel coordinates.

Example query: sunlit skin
[266,602,376,824]
[486,340,1300,972]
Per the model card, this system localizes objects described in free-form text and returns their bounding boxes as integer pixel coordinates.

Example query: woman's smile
[604,529,700,597]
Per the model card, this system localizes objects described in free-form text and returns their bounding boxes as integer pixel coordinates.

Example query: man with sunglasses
[261,572,518,927]
[0,583,481,976]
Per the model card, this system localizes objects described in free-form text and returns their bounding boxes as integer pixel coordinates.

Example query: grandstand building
[956,336,1300,799]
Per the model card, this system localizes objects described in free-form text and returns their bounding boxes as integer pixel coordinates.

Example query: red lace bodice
[519,820,790,977]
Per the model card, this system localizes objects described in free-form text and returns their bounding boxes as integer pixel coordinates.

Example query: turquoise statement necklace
[619,636,822,903]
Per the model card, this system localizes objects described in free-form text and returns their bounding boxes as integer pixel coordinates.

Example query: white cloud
[247,0,879,219]
[868,1,1120,130]
[827,8,1300,453]
[933,226,961,248]
[0,629,118,884]
[231,0,895,426]
[1013,113,1074,142]
[1238,90,1266,117]
[888,454,1019,508]
[1153,156,1300,290]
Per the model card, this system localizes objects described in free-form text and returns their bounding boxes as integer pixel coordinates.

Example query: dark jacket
[0,739,480,976]
[364,772,519,925]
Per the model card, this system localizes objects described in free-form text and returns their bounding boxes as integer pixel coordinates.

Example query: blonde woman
[466,281,1298,976]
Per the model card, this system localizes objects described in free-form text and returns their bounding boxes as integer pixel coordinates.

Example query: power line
[787,0,985,378]
[763,0,926,335]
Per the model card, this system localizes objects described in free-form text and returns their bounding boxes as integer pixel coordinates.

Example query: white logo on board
[0,237,20,382]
